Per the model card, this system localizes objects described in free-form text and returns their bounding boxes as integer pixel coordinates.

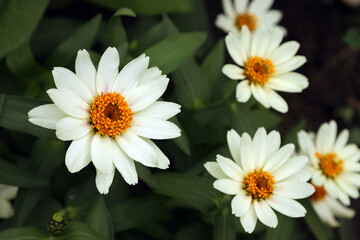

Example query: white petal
[126,76,169,112]
[297,131,317,165]
[325,197,355,219]
[266,130,281,159]
[283,169,312,182]
[274,56,306,74]
[0,200,14,219]
[311,201,338,227]
[311,170,326,186]
[263,27,284,57]
[333,129,349,152]
[216,155,244,181]
[52,67,93,103]
[112,141,138,185]
[112,54,149,97]
[91,134,115,175]
[316,121,337,154]
[253,127,267,168]
[269,41,300,66]
[131,117,181,140]
[337,144,358,160]
[55,117,91,141]
[65,132,93,173]
[96,47,119,94]
[274,181,315,199]
[251,25,269,57]
[204,162,228,179]
[240,132,255,173]
[273,156,308,182]
[267,77,304,93]
[266,89,288,113]
[258,10,282,26]
[135,101,181,120]
[47,89,90,119]
[143,138,170,169]
[227,129,242,165]
[225,31,249,66]
[75,49,97,96]
[222,0,236,18]
[213,179,241,195]
[28,104,67,129]
[222,64,245,80]
[248,0,274,14]
[95,169,115,194]
[236,80,252,103]
[139,67,162,84]
[264,144,295,172]
[240,204,257,233]
[251,84,270,108]
[215,14,237,33]
[267,195,306,218]
[335,178,359,199]
[254,200,278,228]
[231,191,252,217]
[235,0,249,13]
[0,185,17,200]
[116,130,157,168]
[338,173,360,187]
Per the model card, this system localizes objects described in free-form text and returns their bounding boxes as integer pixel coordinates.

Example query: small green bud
[47,211,66,236]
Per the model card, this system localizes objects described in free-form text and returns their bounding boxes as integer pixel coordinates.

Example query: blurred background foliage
[0,0,360,239]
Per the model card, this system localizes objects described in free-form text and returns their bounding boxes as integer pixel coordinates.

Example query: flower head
[204,128,314,233]
[216,0,284,35]
[28,47,181,194]
[298,120,360,205]
[310,184,355,227]
[223,25,308,113]
[0,184,17,219]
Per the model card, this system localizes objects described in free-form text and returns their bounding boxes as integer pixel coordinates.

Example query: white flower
[223,25,308,113]
[204,128,314,233]
[216,0,284,35]
[0,184,17,219]
[310,184,355,227]
[28,47,181,194]
[298,120,360,205]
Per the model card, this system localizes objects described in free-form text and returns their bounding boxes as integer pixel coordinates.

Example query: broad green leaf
[264,215,295,240]
[83,0,192,15]
[303,200,334,240]
[87,196,114,240]
[46,15,101,67]
[153,173,221,211]
[214,209,236,240]
[111,194,170,232]
[14,189,43,226]
[0,0,48,59]
[135,163,158,189]
[144,32,207,74]
[201,39,225,87]
[0,159,47,188]
[225,102,256,136]
[344,28,360,50]
[251,108,281,130]
[108,8,136,46]
[0,95,54,138]
[57,221,106,240]
[171,117,191,155]
[0,227,47,240]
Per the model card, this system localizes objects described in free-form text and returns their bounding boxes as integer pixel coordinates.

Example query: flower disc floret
[315,152,344,178]
[244,57,275,86]
[236,13,257,31]
[310,184,327,201]
[243,169,274,200]
[90,92,133,138]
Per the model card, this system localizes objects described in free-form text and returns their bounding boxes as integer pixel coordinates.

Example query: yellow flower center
[244,57,275,86]
[310,184,327,201]
[89,92,134,138]
[315,152,344,178]
[236,13,257,31]
[243,169,275,200]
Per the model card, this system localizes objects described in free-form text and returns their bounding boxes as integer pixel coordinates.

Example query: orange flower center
[315,152,344,178]
[243,169,275,200]
[89,92,134,138]
[310,184,327,201]
[236,13,257,31]
[244,57,275,86]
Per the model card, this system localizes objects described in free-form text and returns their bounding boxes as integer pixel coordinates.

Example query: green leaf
[0,227,47,240]
[0,0,49,59]
[14,189,43,226]
[201,40,225,87]
[0,94,54,138]
[153,173,220,211]
[86,196,114,240]
[225,102,256,136]
[344,28,360,49]
[264,215,295,240]
[83,0,192,15]
[144,32,207,74]
[0,159,47,188]
[136,163,158,189]
[57,221,107,240]
[111,194,170,232]
[283,118,306,145]
[214,209,236,240]
[171,117,191,155]
[108,8,136,46]
[46,15,101,67]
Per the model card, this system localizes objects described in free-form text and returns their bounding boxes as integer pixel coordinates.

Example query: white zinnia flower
[28,47,181,194]
[0,184,17,219]
[204,128,314,233]
[310,184,355,227]
[216,0,283,35]
[298,120,360,205]
[223,25,308,113]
